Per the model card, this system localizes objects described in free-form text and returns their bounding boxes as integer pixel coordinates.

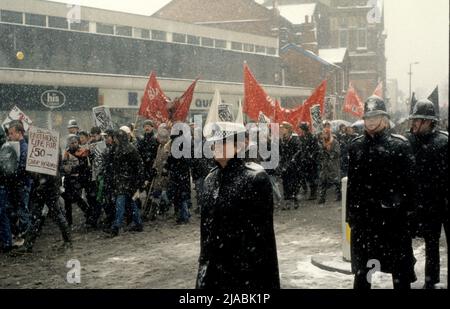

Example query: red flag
[243,64,276,121]
[343,82,364,118]
[171,78,198,122]
[296,80,327,132]
[373,81,383,98]
[139,72,170,126]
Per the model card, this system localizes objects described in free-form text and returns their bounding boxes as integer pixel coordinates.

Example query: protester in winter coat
[136,120,159,184]
[61,134,91,226]
[317,121,341,204]
[110,130,144,236]
[278,122,302,210]
[0,126,16,253]
[19,165,72,253]
[166,127,192,224]
[6,120,31,238]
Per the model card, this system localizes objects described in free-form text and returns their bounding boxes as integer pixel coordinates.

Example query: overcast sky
[49,0,449,99]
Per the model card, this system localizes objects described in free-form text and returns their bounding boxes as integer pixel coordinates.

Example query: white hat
[206,121,247,142]
[204,89,246,142]
[119,126,131,134]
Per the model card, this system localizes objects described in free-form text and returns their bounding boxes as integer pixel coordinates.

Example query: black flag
[409,92,417,115]
[427,86,440,119]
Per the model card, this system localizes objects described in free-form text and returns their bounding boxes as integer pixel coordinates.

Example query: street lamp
[408,61,419,103]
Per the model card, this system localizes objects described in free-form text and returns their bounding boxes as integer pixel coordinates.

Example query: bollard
[341,177,351,262]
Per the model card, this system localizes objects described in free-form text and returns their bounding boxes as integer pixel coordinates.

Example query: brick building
[154,0,349,112]
[265,0,387,102]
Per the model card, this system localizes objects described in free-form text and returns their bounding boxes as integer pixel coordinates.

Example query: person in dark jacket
[6,120,32,238]
[166,127,192,224]
[20,167,72,253]
[317,121,341,204]
[191,125,214,214]
[110,130,144,236]
[278,122,302,210]
[346,96,417,289]
[296,122,320,200]
[99,129,116,229]
[196,122,280,289]
[61,134,91,226]
[0,126,16,253]
[406,99,448,289]
[136,120,159,183]
[339,126,358,178]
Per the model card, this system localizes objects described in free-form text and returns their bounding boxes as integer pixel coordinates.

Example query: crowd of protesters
[0,96,448,289]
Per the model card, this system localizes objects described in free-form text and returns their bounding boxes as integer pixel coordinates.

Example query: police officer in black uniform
[196,122,280,289]
[406,99,448,289]
[346,95,417,289]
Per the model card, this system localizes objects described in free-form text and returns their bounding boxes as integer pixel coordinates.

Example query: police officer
[346,95,417,289]
[406,99,448,289]
[196,122,280,289]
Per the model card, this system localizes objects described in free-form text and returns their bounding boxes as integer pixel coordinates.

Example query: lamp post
[408,61,419,103]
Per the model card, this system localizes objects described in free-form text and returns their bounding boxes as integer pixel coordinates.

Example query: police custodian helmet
[363,95,389,119]
[409,99,439,121]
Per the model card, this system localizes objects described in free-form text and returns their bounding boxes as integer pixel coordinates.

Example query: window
[96,23,114,35]
[255,45,266,53]
[339,29,348,48]
[128,92,138,106]
[70,20,89,32]
[266,47,277,55]
[201,37,214,47]
[116,25,132,36]
[214,39,226,49]
[231,42,243,51]
[243,44,255,52]
[48,16,68,29]
[357,28,367,48]
[187,35,200,45]
[140,29,150,39]
[25,13,46,27]
[1,10,23,24]
[152,30,166,41]
[173,33,186,43]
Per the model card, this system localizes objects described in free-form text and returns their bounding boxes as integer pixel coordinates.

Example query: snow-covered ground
[0,193,447,289]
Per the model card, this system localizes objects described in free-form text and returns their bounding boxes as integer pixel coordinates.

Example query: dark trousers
[424,220,449,285]
[319,177,341,201]
[282,174,300,200]
[0,186,12,250]
[62,185,91,226]
[26,194,71,250]
[7,184,31,236]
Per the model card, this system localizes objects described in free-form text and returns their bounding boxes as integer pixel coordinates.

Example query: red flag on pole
[296,80,327,132]
[243,63,276,122]
[343,82,364,118]
[139,72,170,126]
[171,78,199,122]
[373,81,383,98]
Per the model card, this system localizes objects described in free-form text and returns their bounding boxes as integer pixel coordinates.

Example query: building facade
[1,0,312,134]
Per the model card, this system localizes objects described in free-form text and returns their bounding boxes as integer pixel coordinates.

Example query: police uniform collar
[364,129,389,141]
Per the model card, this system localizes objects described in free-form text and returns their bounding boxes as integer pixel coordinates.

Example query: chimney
[273,0,280,17]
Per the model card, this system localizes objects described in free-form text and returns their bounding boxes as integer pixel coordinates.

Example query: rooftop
[275,3,317,25]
